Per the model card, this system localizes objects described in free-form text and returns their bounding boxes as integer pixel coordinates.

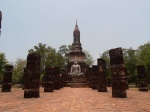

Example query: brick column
[44,67,54,92]
[2,65,13,92]
[24,53,41,98]
[90,65,99,90]
[97,58,107,92]
[53,67,61,90]
[109,47,127,98]
[137,65,148,91]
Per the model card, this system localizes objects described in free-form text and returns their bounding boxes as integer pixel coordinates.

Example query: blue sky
[0,0,150,64]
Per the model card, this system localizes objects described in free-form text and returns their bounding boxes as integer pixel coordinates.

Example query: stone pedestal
[137,65,148,91]
[2,65,13,92]
[24,53,41,98]
[109,48,127,98]
[97,58,107,92]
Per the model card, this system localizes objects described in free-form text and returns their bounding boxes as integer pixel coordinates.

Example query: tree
[100,50,111,78]
[123,48,137,83]
[12,59,26,84]
[0,53,8,83]
[29,43,49,74]
[83,50,94,66]
[58,45,72,65]
[29,43,66,75]
[136,42,150,82]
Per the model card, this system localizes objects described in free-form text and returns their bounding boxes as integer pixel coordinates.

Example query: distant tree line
[1,42,150,84]
[101,42,150,83]
[0,43,94,84]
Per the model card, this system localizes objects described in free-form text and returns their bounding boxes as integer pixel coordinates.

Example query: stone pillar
[60,69,67,87]
[85,65,90,83]
[109,47,127,98]
[97,58,107,92]
[90,65,99,90]
[21,67,26,90]
[0,11,2,34]
[125,68,129,89]
[2,65,13,92]
[44,67,54,92]
[87,67,92,88]
[24,53,41,98]
[137,65,148,91]
[53,67,61,90]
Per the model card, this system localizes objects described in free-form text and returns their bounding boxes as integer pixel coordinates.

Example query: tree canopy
[0,53,8,83]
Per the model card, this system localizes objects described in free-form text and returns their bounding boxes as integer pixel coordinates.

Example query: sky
[0,0,150,64]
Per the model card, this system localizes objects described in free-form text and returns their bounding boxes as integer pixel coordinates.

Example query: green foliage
[101,50,111,78]
[0,53,8,83]
[83,50,94,66]
[123,48,137,83]
[12,59,26,84]
[29,43,66,75]
[58,45,72,65]
[28,43,49,74]
[101,45,150,83]
[136,42,150,82]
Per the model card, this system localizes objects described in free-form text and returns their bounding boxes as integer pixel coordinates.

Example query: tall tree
[123,48,137,83]
[0,53,8,83]
[29,43,66,75]
[136,42,150,82]
[83,50,94,66]
[28,43,56,74]
[58,45,72,65]
[29,43,48,74]
[12,59,26,84]
[101,50,110,77]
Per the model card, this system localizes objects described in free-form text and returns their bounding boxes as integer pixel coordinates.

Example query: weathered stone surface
[21,67,26,90]
[24,52,41,98]
[43,67,54,92]
[125,68,129,89]
[0,11,2,33]
[2,65,13,92]
[107,78,112,87]
[89,65,99,90]
[109,47,127,98]
[97,58,107,92]
[60,69,67,88]
[137,65,148,91]
[53,67,61,90]
[67,22,86,77]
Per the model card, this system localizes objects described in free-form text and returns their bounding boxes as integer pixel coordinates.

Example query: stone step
[66,82,89,88]
[66,81,86,83]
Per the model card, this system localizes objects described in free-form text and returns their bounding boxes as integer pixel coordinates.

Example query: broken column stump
[97,58,107,92]
[137,65,148,91]
[109,47,127,98]
[44,67,54,92]
[24,52,41,98]
[2,65,13,92]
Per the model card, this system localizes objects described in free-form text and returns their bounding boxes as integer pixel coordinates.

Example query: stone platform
[66,81,88,88]
[0,87,150,112]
